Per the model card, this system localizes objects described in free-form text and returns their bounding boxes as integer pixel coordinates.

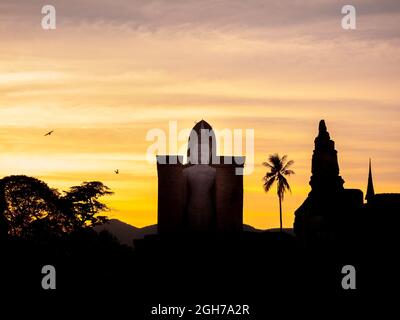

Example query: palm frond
[278,175,291,199]
[262,171,275,181]
[266,171,277,178]
[284,169,295,176]
[262,161,273,169]
[268,154,282,170]
[263,176,276,192]
[282,159,294,171]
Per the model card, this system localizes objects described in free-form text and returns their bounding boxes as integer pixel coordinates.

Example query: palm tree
[263,154,295,232]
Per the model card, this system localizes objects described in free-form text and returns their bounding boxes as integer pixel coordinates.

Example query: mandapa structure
[156,120,245,235]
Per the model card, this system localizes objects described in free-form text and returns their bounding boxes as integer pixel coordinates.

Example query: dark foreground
[0,230,394,318]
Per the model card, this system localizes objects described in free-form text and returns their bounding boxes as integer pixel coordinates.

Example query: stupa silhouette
[294,120,363,246]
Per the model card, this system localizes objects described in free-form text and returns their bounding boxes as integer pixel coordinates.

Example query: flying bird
[115,169,119,174]
[44,130,54,136]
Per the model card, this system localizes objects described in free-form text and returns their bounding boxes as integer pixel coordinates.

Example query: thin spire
[366,158,375,202]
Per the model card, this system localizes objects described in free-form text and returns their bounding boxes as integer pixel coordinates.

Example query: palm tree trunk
[279,196,283,233]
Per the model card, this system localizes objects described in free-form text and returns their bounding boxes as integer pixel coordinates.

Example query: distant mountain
[243,224,294,235]
[94,219,157,247]
[243,224,263,232]
[95,219,293,247]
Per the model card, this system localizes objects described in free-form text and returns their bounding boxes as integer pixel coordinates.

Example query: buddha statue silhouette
[183,120,217,233]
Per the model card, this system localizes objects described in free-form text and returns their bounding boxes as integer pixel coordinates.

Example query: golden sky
[0,0,399,229]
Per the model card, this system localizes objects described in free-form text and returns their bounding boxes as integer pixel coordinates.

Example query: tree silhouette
[63,181,113,229]
[0,176,113,239]
[0,175,65,238]
[263,154,295,232]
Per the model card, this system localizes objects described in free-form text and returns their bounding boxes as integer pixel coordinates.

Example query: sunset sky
[0,0,399,229]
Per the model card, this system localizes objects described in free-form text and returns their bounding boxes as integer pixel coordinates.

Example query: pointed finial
[366,158,375,202]
[319,120,327,132]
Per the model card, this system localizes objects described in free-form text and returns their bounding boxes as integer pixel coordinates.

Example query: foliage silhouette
[0,175,112,239]
[63,181,113,229]
[262,154,295,232]
[0,175,65,238]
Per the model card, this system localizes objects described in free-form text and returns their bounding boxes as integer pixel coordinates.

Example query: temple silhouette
[2,118,398,307]
[294,120,363,246]
[294,120,400,247]
[156,120,244,235]
[363,159,400,235]
[135,118,400,251]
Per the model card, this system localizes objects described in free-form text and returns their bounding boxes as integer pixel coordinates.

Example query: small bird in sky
[115,169,119,174]
[44,130,54,136]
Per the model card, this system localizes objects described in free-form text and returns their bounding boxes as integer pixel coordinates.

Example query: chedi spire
[310,120,344,193]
